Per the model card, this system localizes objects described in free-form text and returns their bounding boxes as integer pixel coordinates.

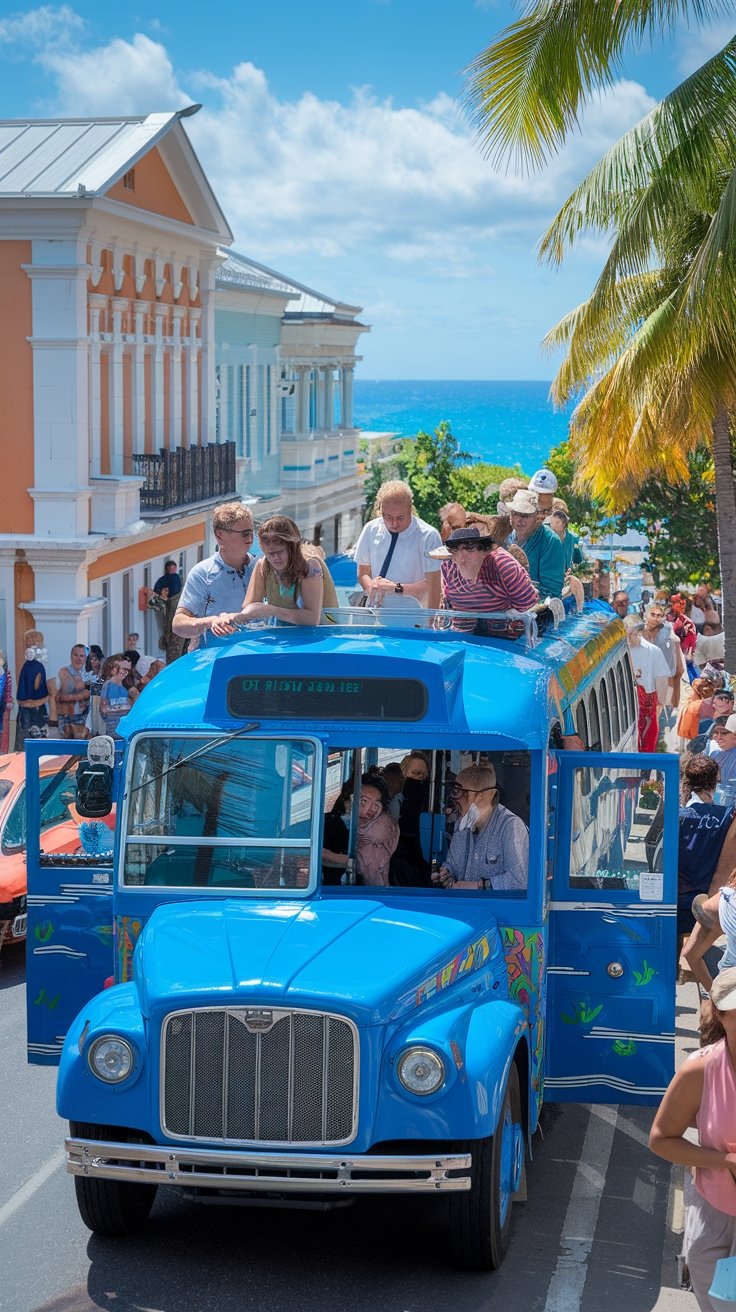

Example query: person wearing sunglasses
[432,764,529,891]
[172,501,257,649]
[432,525,538,633]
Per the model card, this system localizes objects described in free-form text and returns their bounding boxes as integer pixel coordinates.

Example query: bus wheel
[449,1062,524,1270]
[70,1122,157,1237]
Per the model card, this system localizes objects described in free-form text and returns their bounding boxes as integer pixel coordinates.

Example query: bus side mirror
[76,735,115,818]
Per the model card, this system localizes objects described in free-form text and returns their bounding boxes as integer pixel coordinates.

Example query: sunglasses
[448,783,495,797]
[447,542,485,553]
[226,528,254,539]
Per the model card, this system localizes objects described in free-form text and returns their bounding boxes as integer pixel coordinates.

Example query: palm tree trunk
[712,400,736,670]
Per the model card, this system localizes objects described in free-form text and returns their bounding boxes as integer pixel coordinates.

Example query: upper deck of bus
[120,601,626,751]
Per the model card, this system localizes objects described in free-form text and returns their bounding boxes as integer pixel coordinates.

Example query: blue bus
[25,600,679,1269]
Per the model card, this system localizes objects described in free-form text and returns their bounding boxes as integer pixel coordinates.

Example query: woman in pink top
[650,966,736,1309]
[436,526,538,633]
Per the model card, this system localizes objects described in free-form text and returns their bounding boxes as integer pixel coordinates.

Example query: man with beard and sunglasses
[432,763,529,891]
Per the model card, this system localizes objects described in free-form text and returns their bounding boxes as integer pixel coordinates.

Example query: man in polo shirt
[172,501,257,649]
[507,488,566,598]
[355,480,442,607]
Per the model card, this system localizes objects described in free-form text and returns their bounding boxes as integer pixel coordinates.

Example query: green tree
[361,421,529,525]
[611,447,720,589]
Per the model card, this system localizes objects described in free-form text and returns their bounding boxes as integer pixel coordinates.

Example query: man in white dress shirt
[354,480,442,607]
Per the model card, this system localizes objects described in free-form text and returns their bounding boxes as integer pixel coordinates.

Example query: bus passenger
[236,517,324,627]
[174,501,256,647]
[355,480,442,608]
[433,765,528,891]
[438,501,467,542]
[506,490,566,599]
[435,526,538,632]
[322,775,399,886]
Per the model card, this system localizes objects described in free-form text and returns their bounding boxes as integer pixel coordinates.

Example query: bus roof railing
[233,593,581,650]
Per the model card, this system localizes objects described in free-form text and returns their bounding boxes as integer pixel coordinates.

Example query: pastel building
[0,107,368,683]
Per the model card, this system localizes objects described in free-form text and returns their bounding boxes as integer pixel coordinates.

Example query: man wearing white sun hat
[528,468,558,514]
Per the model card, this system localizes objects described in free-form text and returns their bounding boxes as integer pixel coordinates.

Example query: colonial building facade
[0,108,367,681]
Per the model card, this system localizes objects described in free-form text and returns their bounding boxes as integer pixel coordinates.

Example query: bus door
[545,750,679,1105]
[25,740,115,1065]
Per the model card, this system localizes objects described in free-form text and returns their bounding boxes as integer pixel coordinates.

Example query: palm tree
[464,12,736,660]
[536,45,736,659]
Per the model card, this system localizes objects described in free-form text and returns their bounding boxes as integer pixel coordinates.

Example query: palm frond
[463,0,736,169]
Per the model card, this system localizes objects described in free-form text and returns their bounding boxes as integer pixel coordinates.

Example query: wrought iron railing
[129,442,236,513]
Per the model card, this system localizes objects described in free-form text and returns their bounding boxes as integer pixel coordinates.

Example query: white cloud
[2,12,655,277]
[0,8,660,372]
[676,17,735,75]
[41,32,188,116]
[0,4,82,49]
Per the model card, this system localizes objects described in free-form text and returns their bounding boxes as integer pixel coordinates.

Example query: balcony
[129,442,237,516]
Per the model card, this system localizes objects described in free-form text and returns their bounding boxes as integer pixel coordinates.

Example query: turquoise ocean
[353,379,570,472]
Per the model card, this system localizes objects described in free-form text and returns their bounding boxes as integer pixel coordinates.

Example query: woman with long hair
[650,967,736,1311]
[322,773,400,887]
[234,516,324,626]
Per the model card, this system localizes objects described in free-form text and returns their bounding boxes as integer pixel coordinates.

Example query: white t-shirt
[354,515,442,587]
[695,631,725,666]
[630,636,670,693]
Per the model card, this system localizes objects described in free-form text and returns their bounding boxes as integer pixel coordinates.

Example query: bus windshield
[122,736,319,893]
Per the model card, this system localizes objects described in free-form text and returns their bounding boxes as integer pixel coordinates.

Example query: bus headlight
[397,1046,445,1096]
[88,1036,134,1083]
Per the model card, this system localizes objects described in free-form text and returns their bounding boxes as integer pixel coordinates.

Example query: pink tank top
[694,1040,736,1215]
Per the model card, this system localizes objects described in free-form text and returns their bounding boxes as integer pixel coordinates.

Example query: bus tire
[70,1122,157,1237]
[449,1062,523,1270]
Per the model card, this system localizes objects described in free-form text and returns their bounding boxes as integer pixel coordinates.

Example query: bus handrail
[234,606,543,647]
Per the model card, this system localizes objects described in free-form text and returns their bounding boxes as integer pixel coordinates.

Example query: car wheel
[449,1061,524,1270]
[70,1122,157,1237]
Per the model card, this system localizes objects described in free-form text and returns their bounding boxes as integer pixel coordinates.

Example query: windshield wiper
[127,722,261,796]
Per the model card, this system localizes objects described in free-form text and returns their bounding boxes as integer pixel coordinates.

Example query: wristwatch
[394,583,404,594]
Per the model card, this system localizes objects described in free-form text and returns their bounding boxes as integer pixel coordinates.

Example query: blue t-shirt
[153,572,182,598]
[512,523,566,598]
[17,659,48,703]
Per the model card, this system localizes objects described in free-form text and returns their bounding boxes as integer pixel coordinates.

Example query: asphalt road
[0,941,695,1312]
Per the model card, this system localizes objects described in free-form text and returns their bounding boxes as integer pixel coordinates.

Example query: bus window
[607,669,620,744]
[322,746,531,893]
[587,687,601,751]
[624,655,638,728]
[575,700,589,748]
[568,765,666,892]
[615,660,630,735]
[123,736,318,889]
[598,679,612,752]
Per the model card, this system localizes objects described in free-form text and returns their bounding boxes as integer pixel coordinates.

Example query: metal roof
[216,248,363,321]
[0,106,217,201]
[216,251,297,298]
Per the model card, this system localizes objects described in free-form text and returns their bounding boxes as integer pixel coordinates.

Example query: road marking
[0,1149,65,1228]
[542,1104,617,1312]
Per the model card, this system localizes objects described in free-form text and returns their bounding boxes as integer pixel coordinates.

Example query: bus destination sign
[227,675,428,721]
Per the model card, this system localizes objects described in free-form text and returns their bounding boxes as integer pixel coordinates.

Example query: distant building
[0,107,368,681]
[215,251,368,556]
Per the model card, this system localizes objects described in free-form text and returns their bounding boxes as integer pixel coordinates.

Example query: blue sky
[0,1,731,379]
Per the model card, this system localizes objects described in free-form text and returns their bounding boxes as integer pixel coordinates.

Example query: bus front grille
[161,1007,358,1146]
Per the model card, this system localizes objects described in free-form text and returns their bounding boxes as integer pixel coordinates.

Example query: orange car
[0,752,113,959]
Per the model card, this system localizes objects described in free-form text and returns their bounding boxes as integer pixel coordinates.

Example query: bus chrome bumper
[65,1138,472,1193]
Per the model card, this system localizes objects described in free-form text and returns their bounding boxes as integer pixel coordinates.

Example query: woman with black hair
[322,774,399,886]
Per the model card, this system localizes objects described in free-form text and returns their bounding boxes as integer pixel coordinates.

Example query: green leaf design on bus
[612,1039,637,1057]
[561,1001,603,1025]
[633,960,657,987]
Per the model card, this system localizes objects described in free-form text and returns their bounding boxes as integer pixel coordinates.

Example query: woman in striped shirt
[435,525,539,633]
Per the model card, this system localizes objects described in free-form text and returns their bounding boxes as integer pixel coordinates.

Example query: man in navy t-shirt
[678,755,736,937]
